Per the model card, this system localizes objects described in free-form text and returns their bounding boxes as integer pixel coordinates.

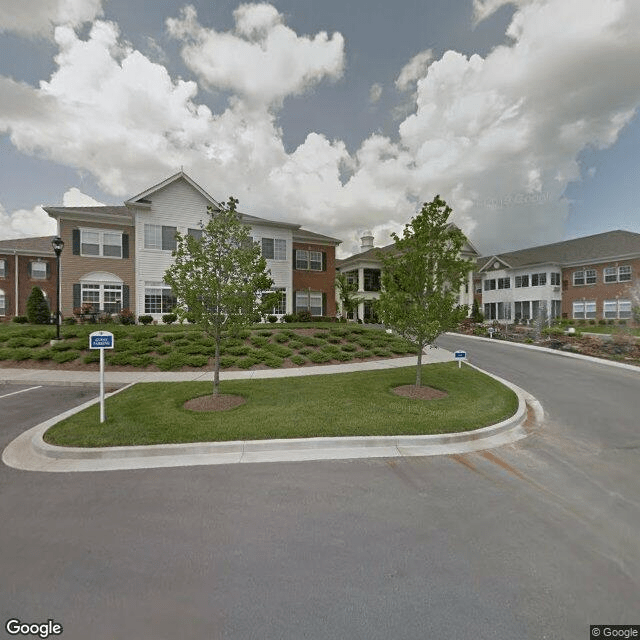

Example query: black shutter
[46,262,51,279]
[293,249,297,270]
[322,292,327,317]
[122,285,129,310]
[322,252,327,271]
[122,234,129,259]
[27,262,32,277]
[72,229,80,255]
[73,284,81,309]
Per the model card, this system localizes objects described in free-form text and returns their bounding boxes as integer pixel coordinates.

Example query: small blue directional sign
[89,331,114,350]
[454,350,467,359]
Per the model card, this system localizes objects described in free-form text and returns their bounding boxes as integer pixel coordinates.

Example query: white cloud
[0,0,103,37]
[395,50,433,91]
[62,187,104,207]
[0,202,57,240]
[369,83,383,104]
[166,4,344,107]
[2,0,640,257]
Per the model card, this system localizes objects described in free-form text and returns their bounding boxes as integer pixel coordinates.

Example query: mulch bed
[392,385,448,400]
[183,394,246,412]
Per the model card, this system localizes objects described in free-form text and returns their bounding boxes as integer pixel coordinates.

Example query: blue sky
[1,0,639,257]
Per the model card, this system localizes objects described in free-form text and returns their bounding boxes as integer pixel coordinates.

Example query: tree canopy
[376,196,473,386]
[26,286,50,324]
[164,197,275,394]
[335,272,361,320]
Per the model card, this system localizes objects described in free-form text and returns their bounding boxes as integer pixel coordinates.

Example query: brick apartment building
[1,172,341,323]
[0,236,59,320]
[475,230,640,324]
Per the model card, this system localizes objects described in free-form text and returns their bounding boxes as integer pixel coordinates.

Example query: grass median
[44,362,519,447]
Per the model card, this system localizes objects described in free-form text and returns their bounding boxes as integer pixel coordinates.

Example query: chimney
[360,231,374,252]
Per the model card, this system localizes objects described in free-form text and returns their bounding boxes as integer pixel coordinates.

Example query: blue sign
[89,331,114,349]
[454,350,467,359]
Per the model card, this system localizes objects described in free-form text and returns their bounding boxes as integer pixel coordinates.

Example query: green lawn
[43,362,519,447]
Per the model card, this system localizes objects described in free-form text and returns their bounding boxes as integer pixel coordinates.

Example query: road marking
[0,385,43,399]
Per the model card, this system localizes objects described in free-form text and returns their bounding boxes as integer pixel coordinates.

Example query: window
[573,300,596,319]
[263,289,286,315]
[585,269,596,284]
[0,289,5,315]
[497,277,510,289]
[574,269,596,285]
[345,270,358,287]
[531,273,547,286]
[0,259,6,278]
[81,283,122,313]
[80,229,122,257]
[363,269,381,292]
[497,301,511,320]
[619,266,632,282]
[484,279,496,291]
[261,238,286,260]
[551,300,562,319]
[31,261,47,279]
[187,228,203,242]
[515,275,529,288]
[296,291,323,316]
[604,299,632,319]
[551,273,561,286]
[144,224,176,250]
[144,282,177,314]
[295,249,323,271]
[514,301,531,320]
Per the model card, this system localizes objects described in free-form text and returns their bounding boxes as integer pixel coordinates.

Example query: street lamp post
[51,236,64,341]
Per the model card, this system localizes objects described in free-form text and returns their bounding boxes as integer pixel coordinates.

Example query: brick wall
[561,257,640,323]
[292,242,337,316]
[59,219,135,317]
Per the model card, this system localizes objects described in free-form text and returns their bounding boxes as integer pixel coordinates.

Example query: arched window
[77,272,124,313]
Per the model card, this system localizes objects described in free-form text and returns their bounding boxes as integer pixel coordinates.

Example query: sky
[1,0,639,258]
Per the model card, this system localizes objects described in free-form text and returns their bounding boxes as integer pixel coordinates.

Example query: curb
[2,365,539,473]
[444,332,640,371]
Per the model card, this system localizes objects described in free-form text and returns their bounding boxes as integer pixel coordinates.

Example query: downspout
[14,252,19,316]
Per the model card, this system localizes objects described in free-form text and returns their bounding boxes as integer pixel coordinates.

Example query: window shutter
[72,229,80,255]
[28,262,32,277]
[322,252,327,271]
[122,234,129,259]
[73,284,81,309]
[322,292,327,316]
[122,285,129,310]
[46,262,51,279]
[293,249,297,270]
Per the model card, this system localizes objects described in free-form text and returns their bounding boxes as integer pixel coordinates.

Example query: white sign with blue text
[89,331,114,350]
[454,350,467,368]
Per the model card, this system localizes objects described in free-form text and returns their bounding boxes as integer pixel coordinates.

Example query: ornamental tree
[26,286,50,324]
[164,197,275,395]
[376,196,474,387]
[335,272,362,320]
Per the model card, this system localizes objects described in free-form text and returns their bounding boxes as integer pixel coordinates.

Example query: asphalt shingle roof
[0,236,57,253]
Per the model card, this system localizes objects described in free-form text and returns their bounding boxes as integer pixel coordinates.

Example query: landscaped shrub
[313,331,328,338]
[282,314,296,323]
[6,336,45,348]
[224,345,252,356]
[138,315,153,325]
[219,355,238,368]
[288,340,304,350]
[340,343,357,352]
[290,354,306,366]
[63,317,77,325]
[267,315,278,323]
[51,350,80,364]
[12,316,29,324]
[598,319,606,325]
[333,351,353,362]
[307,350,332,363]
[264,343,293,358]
[250,335,269,347]
[300,336,324,347]
[320,344,342,355]
[588,319,596,325]
[31,349,54,361]
[155,344,172,355]
[83,351,100,364]
[373,348,392,357]
[26,287,51,324]
[256,330,273,337]
[326,335,342,343]
[297,347,313,356]
[274,332,290,343]
[237,356,259,369]
[162,313,178,324]
[296,310,313,322]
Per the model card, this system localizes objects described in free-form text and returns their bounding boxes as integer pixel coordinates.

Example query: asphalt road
[1,343,639,640]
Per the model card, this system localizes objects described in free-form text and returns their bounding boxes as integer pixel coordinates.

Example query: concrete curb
[2,364,537,473]
[444,332,640,371]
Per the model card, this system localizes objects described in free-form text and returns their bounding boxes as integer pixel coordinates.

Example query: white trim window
[81,229,122,258]
[514,301,531,320]
[484,279,496,291]
[604,266,632,283]
[82,283,122,313]
[515,275,529,288]
[263,289,287,315]
[0,259,6,278]
[550,272,561,286]
[144,224,177,251]
[573,269,596,286]
[573,300,596,319]
[296,291,323,316]
[0,289,5,315]
[604,299,632,319]
[31,261,47,279]
[497,277,510,289]
[531,273,547,286]
[144,282,177,314]
[295,250,322,271]
[261,238,287,261]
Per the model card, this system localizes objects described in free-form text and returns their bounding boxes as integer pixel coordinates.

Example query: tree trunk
[213,331,220,396]
[415,346,423,387]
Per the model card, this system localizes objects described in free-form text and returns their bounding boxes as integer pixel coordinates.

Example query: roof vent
[360,231,374,252]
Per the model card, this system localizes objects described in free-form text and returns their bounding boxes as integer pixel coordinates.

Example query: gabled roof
[44,205,132,225]
[0,235,57,255]
[125,171,223,210]
[293,228,342,245]
[477,255,513,272]
[477,230,640,270]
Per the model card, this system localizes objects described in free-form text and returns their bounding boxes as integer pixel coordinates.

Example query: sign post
[454,350,467,369]
[89,331,114,423]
